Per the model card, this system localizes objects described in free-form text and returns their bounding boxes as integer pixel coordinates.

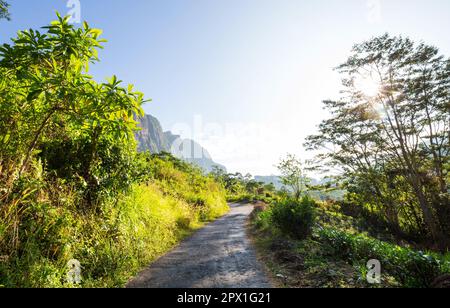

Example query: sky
[1,0,450,176]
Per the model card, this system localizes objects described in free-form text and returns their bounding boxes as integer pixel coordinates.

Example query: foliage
[0,15,228,288]
[0,13,146,208]
[270,197,317,240]
[0,153,228,287]
[252,197,450,288]
[277,154,309,200]
[318,228,449,287]
[253,207,273,230]
[305,34,450,248]
[139,152,229,221]
[210,167,278,203]
[0,1,9,20]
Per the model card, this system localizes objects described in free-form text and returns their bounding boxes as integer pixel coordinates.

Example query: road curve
[126,203,272,288]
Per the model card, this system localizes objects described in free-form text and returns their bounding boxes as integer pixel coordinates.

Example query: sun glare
[355,75,381,98]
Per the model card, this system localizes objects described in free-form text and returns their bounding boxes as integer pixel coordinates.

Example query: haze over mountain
[135,114,226,173]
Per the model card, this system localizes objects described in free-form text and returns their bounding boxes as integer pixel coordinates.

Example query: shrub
[318,228,449,287]
[271,197,316,240]
[252,206,272,230]
[0,14,229,288]
[0,152,228,288]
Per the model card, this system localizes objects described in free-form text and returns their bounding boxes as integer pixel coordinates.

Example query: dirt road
[126,203,272,288]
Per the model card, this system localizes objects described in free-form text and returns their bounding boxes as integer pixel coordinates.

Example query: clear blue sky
[1,0,450,175]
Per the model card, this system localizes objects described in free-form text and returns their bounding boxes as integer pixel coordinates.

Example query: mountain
[135,114,226,173]
[135,114,169,153]
[254,175,285,191]
[254,175,345,201]
[255,175,336,188]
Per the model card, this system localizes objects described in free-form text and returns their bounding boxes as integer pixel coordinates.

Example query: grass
[317,227,449,288]
[0,156,229,288]
[250,216,375,288]
[227,193,277,205]
[80,182,228,287]
[250,200,450,288]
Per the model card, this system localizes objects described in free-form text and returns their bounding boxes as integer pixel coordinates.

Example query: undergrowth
[0,154,228,288]
[251,199,450,288]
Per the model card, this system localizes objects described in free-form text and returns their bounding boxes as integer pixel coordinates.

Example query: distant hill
[135,114,226,173]
[255,175,345,201]
[254,176,285,190]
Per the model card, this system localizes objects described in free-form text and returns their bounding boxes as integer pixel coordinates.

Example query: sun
[354,75,381,98]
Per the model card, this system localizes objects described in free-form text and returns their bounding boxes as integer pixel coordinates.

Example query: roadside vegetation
[252,199,450,288]
[211,167,280,204]
[0,15,228,288]
[251,34,450,288]
[1,7,448,289]
[305,34,449,250]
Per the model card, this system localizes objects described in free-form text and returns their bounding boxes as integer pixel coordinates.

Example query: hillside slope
[0,153,228,287]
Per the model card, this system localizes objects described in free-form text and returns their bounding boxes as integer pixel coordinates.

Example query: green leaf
[27,89,42,102]
[90,28,103,38]
[2,133,10,144]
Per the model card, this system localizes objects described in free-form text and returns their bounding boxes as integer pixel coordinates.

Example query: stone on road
[126,203,272,288]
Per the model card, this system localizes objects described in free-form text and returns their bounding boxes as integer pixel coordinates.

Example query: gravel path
[126,203,272,288]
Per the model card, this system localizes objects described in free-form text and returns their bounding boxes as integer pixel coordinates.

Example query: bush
[0,15,229,288]
[0,153,228,288]
[271,197,316,240]
[318,228,449,287]
[252,206,272,230]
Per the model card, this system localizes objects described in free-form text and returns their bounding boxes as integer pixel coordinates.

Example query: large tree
[0,14,145,207]
[305,34,450,247]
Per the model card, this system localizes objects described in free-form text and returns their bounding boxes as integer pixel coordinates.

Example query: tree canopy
[0,13,146,208]
[277,154,309,200]
[305,34,450,248]
[0,1,10,20]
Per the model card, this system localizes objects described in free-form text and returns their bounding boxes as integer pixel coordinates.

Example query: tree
[0,14,146,207]
[263,183,276,193]
[305,34,450,247]
[277,154,309,200]
[0,1,10,20]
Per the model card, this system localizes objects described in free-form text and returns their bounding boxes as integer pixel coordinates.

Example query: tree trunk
[409,174,444,247]
[19,110,56,177]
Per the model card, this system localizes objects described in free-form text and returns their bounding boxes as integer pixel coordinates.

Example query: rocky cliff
[135,114,226,173]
